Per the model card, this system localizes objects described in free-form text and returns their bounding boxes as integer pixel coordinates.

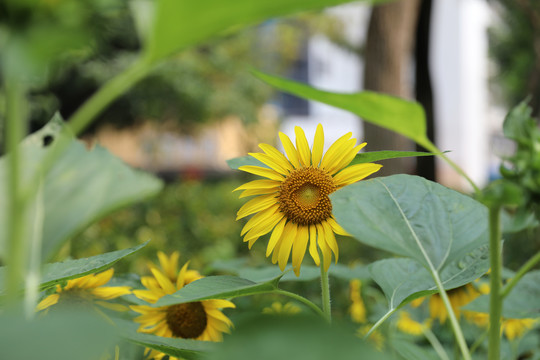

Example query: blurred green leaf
[227,151,439,170]
[480,179,524,207]
[464,270,540,319]
[0,309,118,360]
[502,99,534,142]
[252,71,431,148]
[0,241,148,293]
[205,315,397,360]
[369,245,489,314]
[331,175,489,270]
[0,114,164,261]
[146,0,379,62]
[390,338,439,360]
[118,319,214,360]
[155,275,282,307]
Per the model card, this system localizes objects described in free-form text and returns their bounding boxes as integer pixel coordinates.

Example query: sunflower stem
[432,271,471,360]
[274,289,326,319]
[500,250,540,299]
[488,206,502,360]
[320,262,331,323]
[422,326,450,360]
[363,310,392,339]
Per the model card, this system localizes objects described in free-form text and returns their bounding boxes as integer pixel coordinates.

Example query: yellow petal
[158,251,179,280]
[95,300,129,312]
[322,221,339,263]
[259,143,293,171]
[320,132,352,170]
[327,217,350,236]
[244,211,284,242]
[310,124,325,167]
[266,218,287,257]
[36,294,59,311]
[279,132,301,168]
[333,163,383,187]
[316,223,332,271]
[234,179,280,191]
[238,165,284,181]
[295,126,311,167]
[90,268,115,288]
[249,152,291,175]
[176,261,191,289]
[92,286,131,300]
[239,187,279,199]
[150,268,177,295]
[292,225,309,276]
[236,194,277,220]
[278,222,297,271]
[308,225,320,266]
[241,204,280,236]
[133,289,161,303]
[323,138,357,175]
[328,142,366,174]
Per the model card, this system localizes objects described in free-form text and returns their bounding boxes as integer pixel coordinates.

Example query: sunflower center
[166,302,207,339]
[278,167,336,226]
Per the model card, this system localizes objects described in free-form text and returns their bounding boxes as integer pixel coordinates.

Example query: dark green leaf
[502,100,534,142]
[155,275,282,307]
[253,71,431,148]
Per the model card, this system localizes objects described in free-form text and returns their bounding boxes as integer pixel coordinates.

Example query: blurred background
[1,0,538,286]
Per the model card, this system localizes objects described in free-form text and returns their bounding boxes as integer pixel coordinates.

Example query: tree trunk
[363,0,421,176]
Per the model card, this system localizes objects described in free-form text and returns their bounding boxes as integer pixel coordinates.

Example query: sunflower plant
[1,0,540,360]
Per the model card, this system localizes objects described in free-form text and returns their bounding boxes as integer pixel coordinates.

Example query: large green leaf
[235,263,370,282]
[0,309,118,360]
[369,244,489,314]
[0,115,163,261]
[0,241,148,294]
[155,275,282,307]
[331,175,489,271]
[253,71,432,149]
[464,270,540,319]
[145,0,386,62]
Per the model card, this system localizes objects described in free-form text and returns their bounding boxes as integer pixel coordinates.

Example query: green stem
[363,310,393,339]
[320,262,331,323]
[422,326,450,360]
[432,271,472,360]
[422,140,480,195]
[488,206,502,360]
[273,289,325,319]
[500,250,540,299]
[4,79,26,306]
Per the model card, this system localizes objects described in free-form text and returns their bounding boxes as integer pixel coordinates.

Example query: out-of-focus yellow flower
[131,252,235,360]
[396,311,431,336]
[262,301,301,315]
[37,268,131,313]
[235,124,382,275]
[349,279,366,323]
[468,312,537,341]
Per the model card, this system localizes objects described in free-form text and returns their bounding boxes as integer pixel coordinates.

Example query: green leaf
[253,71,431,148]
[227,151,439,170]
[331,175,489,271]
[0,114,164,261]
[146,0,384,62]
[0,309,118,360]
[390,338,439,360]
[369,245,489,313]
[502,100,534,142]
[206,315,397,360]
[155,275,282,307]
[464,270,540,319]
[118,319,214,360]
[0,241,148,294]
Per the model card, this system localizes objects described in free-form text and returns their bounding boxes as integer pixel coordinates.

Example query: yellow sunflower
[131,252,235,360]
[467,312,537,341]
[235,124,382,275]
[37,268,131,313]
[396,311,431,336]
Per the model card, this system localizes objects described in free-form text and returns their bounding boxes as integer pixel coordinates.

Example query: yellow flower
[467,312,537,341]
[131,252,235,360]
[414,283,482,324]
[349,279,366,323]
[235,124,382,275]
[37,268,131,312]
[396,311,431,336]
[262,301,301,315]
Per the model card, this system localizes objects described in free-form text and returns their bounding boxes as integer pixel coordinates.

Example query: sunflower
[396,311,431,336]
[131,252,235,360]
[37,268,131,313]
[235,124,382,275]
[467,312,537,340]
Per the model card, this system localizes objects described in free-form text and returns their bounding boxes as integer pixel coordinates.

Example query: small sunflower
[262,301,302,315]
[396,311,431,336]
[37,268,131,313]
[235,124,382,275]
[468,312,537,340]
[131,252,235,360]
